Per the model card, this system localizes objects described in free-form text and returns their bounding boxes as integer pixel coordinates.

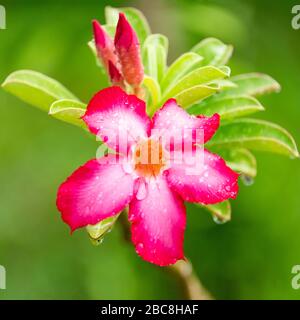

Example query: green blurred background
[0,0,299,299]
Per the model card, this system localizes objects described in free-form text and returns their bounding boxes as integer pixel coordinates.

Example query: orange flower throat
[134,139,166,177]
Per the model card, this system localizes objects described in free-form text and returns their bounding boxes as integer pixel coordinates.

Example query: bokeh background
[0,0,299,299]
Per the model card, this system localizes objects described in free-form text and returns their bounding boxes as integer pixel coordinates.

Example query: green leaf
[2,70,78,112]
[216,148,257,179]
[219,73,281,97]
[191,37,233,66]
[103,24,116,38]
[189,95,264,119]
[210,79,237,90]
[207,118,299,158]
[162,66,230,102]
[161,52,203,93]
[142,34,168,82]
[49,99,87,128]
[197,201,231,224]
[142,76,161,116]
[143,33,168,51]
[86,214,120,246]
[174,85,219,109]
[105,6,119,25]
[105,6,151,44]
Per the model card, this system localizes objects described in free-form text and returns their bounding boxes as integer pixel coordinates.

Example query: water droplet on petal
[137,243,144,251]
[241,175,254,186]
[136,180,148,200]
[122,162,134,174]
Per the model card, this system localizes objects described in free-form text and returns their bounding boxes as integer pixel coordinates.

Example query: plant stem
[168,260,213,300]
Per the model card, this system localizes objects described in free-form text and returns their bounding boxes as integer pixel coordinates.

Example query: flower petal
[165,148,239,204]
[152,99,220,147]
[129,177,186,266]
[83,87,151,153]
[57,155,135,231]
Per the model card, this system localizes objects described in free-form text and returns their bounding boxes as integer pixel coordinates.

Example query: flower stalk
[169,260,213,300]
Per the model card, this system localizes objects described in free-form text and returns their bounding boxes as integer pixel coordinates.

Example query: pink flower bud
[108,60,125,89]
[114,13,144,88]
[92,20,119,70]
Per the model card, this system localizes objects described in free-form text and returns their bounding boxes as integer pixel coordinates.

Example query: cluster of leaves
[2,6,298,232]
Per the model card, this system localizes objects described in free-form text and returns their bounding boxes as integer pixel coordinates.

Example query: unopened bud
[92,19,119,71]
[114,13,144,87]
[108,60,125,88]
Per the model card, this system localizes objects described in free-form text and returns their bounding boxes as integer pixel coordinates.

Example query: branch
[168,260,214,300]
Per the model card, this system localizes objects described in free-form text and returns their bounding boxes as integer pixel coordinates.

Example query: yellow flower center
[134,139,166,177]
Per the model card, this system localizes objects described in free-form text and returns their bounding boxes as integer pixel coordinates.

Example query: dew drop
[97,238,104,245]
[136,180,148,200]
[241,175,254,186]
[137,243,144,251]
[122,162,134,174]
[213,215,227,225]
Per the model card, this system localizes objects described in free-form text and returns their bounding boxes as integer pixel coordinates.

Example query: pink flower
[56,87,239,266]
